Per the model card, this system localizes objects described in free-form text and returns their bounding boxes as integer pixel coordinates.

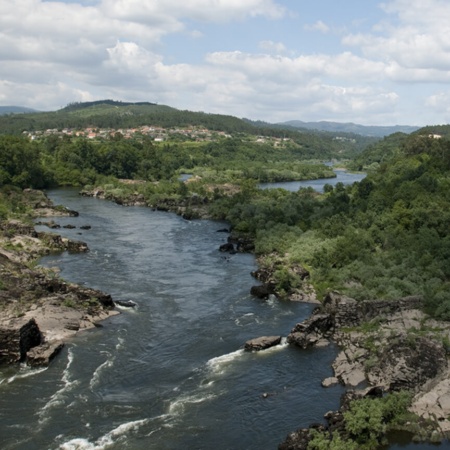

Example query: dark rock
[115,300,137,308]
[216,228,229,233]
[80,225,91,230]
[287,314,333,348]
[219,242,234,253]
[63,224,76,229]
[67,240,89,253]
[250,284,273,299]
[245,336,282,351]
[0,318,42,364]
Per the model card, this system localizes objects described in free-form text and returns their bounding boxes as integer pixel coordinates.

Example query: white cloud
[258,40,287,54]
[304,20,330,34]
[100,0,285,24]
[343,0,450,81]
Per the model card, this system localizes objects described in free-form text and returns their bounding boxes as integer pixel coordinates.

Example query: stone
[287,314,333,348]
[245,336,282,351]
[115,300,137,308]
[219,242,234,253]
[250,284,273,299]
[0,318,42,364]
[27,341,64,366]
[322,377,339,388]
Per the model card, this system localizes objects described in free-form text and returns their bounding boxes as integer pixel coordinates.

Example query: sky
[1,0,450,126]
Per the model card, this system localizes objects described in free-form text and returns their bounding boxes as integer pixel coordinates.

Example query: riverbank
[278,292,450,448]
[0,189,118,366]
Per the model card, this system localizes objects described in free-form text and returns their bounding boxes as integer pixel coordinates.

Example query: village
[23,124,293,147]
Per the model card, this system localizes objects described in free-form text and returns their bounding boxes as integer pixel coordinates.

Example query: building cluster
[23,125,231,142]
[22,126,292,146]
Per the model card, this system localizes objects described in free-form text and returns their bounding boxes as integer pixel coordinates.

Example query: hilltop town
[23,125,293,147]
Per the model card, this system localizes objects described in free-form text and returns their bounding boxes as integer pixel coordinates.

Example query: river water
[0,173,444,450]
[258,169,366,192]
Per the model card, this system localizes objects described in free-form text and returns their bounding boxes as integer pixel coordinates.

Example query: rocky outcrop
[0,190,118,367]
[369,335,447,391]
[287,313,333,348]
[244,336,281,351]
[0,318,42,364]
[323,291,424,328]
[282,291,450,445]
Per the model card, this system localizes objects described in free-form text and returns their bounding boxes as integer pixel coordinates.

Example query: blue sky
[1,0,450,126]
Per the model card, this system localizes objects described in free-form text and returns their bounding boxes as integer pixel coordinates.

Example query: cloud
[0,0,447,125]
[304,20,330,34]
[258,40,287,54]
[101,0,286,24]
[343,0,450,80]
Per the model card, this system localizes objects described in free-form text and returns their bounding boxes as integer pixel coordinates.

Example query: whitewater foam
[89,353,114,390]
[168,392,216,416]
[206,348,245,375]
[5,365,48,384]
[38,348,79,424]
[58,417,162,449]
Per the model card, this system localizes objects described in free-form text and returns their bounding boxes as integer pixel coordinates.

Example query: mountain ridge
[279,119,419,137]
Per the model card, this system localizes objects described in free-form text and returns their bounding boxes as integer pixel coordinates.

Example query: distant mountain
[278,120,419,137]
[0,106,39,115]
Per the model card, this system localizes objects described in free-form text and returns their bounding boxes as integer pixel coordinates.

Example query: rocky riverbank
[279,291,450,448]
[0,189,118,367]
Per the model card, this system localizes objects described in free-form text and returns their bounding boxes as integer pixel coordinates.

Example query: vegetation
[308,392,415,450]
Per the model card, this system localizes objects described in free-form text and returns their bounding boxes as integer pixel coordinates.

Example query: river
[0,173,444,450]
[258,169,366,192]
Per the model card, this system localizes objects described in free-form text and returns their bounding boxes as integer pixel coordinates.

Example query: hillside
[0,100,263,136]
[0,100,372,160]
[279,119,419,137]
[0,106,39,115]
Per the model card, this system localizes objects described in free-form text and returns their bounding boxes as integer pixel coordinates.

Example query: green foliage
[307,392,413,450]
[308,430,358,450]
[0,136,46,188]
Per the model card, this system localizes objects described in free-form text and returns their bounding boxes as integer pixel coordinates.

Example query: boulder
[219,242,234,253]
[0,318,42,364]
[115,300,137,308]
[245,336,282,351]
[27,341,64,366]
[250,284,273,299]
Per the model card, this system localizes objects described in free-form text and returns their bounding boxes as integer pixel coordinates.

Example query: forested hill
[349,124,450,172]
[0,100,272,136]
[0,100,375,151]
